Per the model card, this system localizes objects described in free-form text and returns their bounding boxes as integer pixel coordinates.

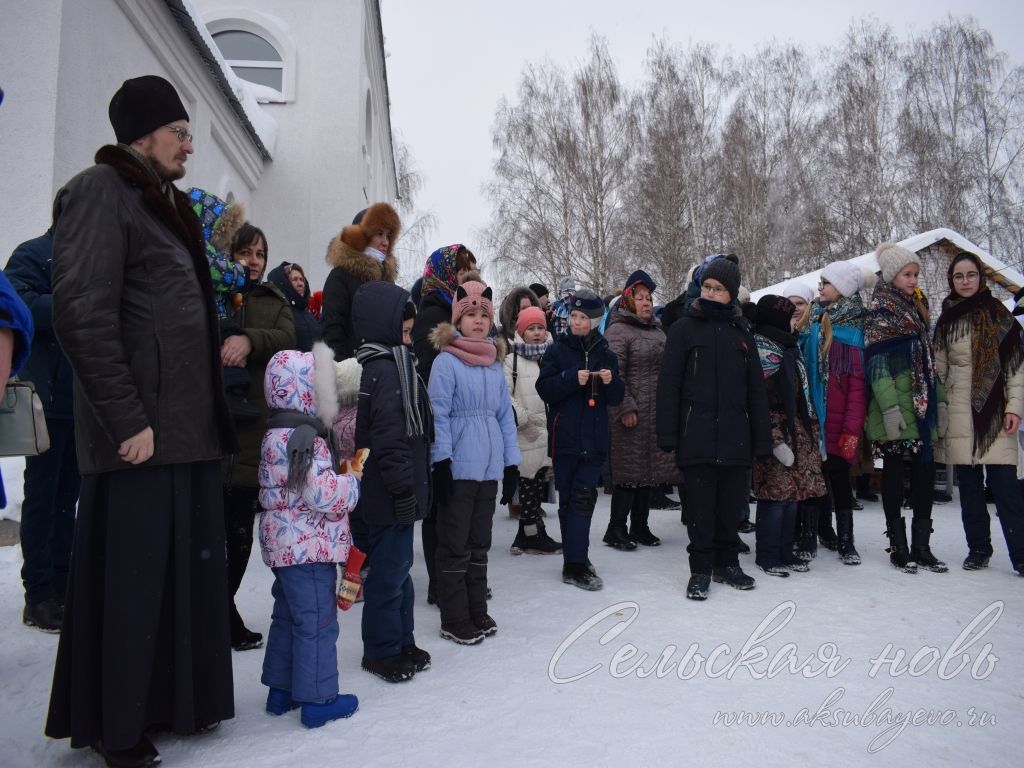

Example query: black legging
[822,454,853,511]
[881,455,934,523]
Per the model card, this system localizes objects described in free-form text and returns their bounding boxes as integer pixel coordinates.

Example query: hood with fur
[263,342,339,427]
[498,285,540,340]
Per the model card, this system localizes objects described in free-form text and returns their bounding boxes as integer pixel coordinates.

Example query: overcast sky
[380,0,1024,264]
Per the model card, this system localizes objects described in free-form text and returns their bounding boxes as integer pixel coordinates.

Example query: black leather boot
[885,518,917,573]
[835,509,861,565]
[910,518,949,572]
[604,487,637,550]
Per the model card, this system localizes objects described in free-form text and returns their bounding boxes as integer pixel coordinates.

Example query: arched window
[212,30,283,91]
[204,11,296,102]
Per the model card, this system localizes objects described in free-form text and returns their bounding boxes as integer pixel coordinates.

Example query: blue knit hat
[570,288,605,319]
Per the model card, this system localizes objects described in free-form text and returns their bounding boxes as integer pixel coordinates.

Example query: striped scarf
[356,342,433,438]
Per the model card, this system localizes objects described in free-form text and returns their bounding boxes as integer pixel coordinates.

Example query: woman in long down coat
[934,252,1024,575]
[751,296,826,576]
[603,270,680,550]
[864,242,948,573]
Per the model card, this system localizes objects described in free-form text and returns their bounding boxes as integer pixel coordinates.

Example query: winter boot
[603,488,638,551]
[910,519,949,572]
[440,620,485,645]
[649,485,681,510]
[562,562,604,591]
[510,519,562,555]
[22,598,62,633]
[793,503,818,561]
[835,509,861,565]
[265,687,299,716]
[711,565,756,590]
[962,550,991,571]
[885,518,918,573]
[401,643,431,671]
[471,613,498,637]
[686,573,711,601]
[628,490,661,546]
[817,496,839,551]
[300,694,359,728]
[361,654,417,683]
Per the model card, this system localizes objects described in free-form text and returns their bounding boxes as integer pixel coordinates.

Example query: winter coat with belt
[427,324,521,481]
[223,282,295,488]
[935,330,1024,466]
[3,230,74,419]
[50,144,237,474]
[321,229,398,362]
[258,348,359,568]
[536,329,625,461]
[656,299,771,467]
[603,303,681,485]
[353,281,431,524]
[503,334,552,479]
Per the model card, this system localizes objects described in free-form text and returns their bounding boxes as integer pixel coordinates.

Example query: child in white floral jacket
[258,343,362,729]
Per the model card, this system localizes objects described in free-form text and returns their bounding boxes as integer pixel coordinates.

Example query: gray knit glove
[882,406,907,441]
[772,443,795,467]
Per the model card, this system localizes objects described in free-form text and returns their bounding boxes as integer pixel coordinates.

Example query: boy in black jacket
[537,288,625,590]
[352,281,433,681]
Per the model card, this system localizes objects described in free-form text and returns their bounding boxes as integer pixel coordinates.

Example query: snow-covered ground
[1,456,1022,768]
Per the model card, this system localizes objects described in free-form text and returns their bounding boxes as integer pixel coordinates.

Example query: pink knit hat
[516,306,546,338]
[451,280,493,327]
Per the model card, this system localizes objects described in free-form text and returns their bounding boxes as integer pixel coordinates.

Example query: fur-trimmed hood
[264,342,339,427]
[326,202,400,284]
[429,322,507,362]
[498,285,540,340]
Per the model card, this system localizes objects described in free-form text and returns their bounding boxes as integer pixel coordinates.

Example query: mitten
[393,491,418,524]
[772,443,795,467]
[937,402,949,438]
[500,465,520,506]
[882,406,907,441]
[433,459,453,508]
[837,432,860,463]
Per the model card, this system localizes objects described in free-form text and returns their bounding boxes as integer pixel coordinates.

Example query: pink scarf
[445,335,497,367]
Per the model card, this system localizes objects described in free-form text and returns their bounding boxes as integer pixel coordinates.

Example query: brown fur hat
[339,202,401,256]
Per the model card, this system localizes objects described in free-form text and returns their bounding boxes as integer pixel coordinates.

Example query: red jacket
[823,340,867,454]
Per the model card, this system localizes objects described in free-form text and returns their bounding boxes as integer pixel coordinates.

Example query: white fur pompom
[311,342,340,427]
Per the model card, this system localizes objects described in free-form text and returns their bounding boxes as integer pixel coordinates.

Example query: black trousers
[681,464,747,574]
[223,484,259,632]
[882,455,934,522]
[823,453,853,511]
[435,480,497,624]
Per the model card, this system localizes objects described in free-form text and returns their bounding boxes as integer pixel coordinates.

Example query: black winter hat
[108,75,189,145]
[755,295,796,334]
[624,269,656,294]
[700,258,741,301]
[529,282,549,299]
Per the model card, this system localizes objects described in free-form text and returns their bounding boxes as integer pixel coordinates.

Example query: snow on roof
[750,227,1024,303]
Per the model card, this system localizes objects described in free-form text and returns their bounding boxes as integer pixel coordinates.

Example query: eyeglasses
[701,282,729,295]
[952,271,980,283]
[165,125,193,144]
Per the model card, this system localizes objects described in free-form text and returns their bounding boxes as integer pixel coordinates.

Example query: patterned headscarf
[421,244,463,305]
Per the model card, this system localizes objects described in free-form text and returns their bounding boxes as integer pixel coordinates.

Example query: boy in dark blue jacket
[537,288,625,590]
[352,281,433,682]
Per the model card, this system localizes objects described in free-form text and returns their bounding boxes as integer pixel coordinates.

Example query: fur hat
[108,75,189,145]
[701,258,741,302]
[875,241,921,284]
[755,295,796,335]
[820,261,862,298]
[339,202,401,256]
[451,280,493,327]
[569,288,605,320]
[516,306,547,338]
[781,280,814,305]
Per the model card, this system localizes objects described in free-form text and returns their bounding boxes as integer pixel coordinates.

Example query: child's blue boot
[265,687,299,716]
[300,694,359,728]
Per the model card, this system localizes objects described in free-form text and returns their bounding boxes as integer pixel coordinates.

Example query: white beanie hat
[820,261,862,298]
[781,280,814,305]
[875,241,922,283]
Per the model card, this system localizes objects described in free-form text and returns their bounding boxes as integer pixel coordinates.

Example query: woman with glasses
[934,252,1024,575]
[803,262,869,565]
[864,242,948,573]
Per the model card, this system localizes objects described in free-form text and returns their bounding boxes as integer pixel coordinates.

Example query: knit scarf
[444,334,498,367]
[933,287,1024,457]
[266,410,340,493]
[356,342,433,438]
[513,338,551,362]
[756,326,815,449]
[865,281,938,458]
[806,294,865,448]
